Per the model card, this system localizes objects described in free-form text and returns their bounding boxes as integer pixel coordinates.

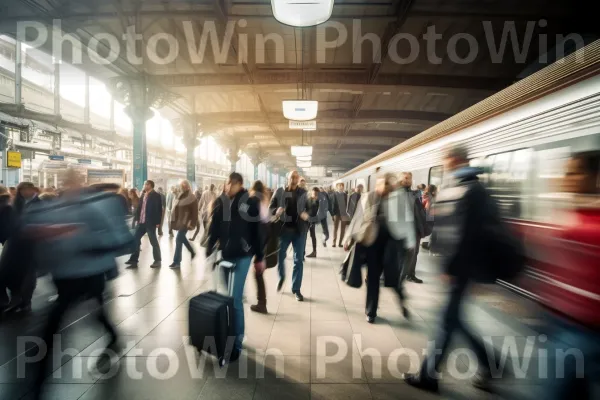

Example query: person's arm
[310,195,327,223]
[269,188,280,216]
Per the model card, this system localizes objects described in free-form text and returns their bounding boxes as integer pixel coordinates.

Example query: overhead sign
[289,120,316,130]
[6,151,21,168]
[87,169,125,185]
[48,155,64,161]
[77,158,92,164]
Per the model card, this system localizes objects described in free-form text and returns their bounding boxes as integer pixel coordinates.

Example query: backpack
[475,187,526,283]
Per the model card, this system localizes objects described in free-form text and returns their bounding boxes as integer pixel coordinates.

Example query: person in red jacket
[541,150,600,399]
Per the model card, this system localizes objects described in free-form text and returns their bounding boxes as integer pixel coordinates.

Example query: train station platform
[0,227,560,400]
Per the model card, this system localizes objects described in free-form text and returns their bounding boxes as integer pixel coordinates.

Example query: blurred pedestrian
[398,172,426,284]
[170,180,198,269]
[404,144,501,393]
[129,188,140,228]
[249,180,270,314]
[157,187,166,236]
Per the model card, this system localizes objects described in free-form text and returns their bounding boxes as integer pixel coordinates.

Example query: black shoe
[410,276,423,284]
[403,373,439,393]
[150,261,162,268]
[277,279,285,292]
[338,242,343,248]
[332,243,336,248]
[229,348,242,363]
[293,291,304,302]
[306,251,316,258]
[366,315,375,324]
[169,263,180,269]
[125,263,138,269]
[125,259,137,265]
[322,240,327,247]
[402,307,410,320]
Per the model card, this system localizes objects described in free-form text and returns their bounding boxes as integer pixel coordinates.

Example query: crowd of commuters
[0,142,597,399]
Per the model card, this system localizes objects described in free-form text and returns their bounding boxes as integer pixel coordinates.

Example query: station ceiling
[0,0,592,173]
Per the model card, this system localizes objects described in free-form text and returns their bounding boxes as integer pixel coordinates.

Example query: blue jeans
[278,230,306,293]
[225,256,252,352]
[542,315,600,399]
[173,228,194,264]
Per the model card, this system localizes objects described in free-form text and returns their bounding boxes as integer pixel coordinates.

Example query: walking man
[270,171,322,301]
[126,180,163,268]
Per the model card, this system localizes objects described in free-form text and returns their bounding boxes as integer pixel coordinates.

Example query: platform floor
[0,224,564,400]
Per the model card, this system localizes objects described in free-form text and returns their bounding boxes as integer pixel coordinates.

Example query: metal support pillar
[131,113,148,190]
[54,62,60,115]
[15,40,22,105]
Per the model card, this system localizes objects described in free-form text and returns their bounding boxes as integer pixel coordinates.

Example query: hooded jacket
[206,188,264,262]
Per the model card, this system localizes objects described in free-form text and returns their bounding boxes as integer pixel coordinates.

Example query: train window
[531,147,571,223]
[428,166,443,187]
[486,148,533,219]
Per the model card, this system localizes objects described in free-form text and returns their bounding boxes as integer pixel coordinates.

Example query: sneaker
[293,291,304,302]
[306,251,316,258]
[403,373,439,393]
[250,304,268,314]
[277,279,285,292]
[169,263,180,269]
[150,261,162,269]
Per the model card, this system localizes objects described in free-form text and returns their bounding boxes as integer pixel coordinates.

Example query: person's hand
[276,207,284,217]
[300,212,309,221]
[254,260,266,275]
[344,242,350,251]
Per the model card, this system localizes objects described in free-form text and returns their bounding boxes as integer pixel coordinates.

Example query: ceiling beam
[235,129,419,140]
[153,72,511,92]
[197,110,447,127]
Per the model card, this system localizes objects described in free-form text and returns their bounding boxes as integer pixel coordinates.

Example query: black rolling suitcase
[188,259,235,367]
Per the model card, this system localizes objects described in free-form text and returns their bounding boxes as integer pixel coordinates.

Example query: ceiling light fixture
[271,0,334,27]
[296,155,312,162]
[282,100,318,121]
[291,145,313,157]
[297,160,312,168]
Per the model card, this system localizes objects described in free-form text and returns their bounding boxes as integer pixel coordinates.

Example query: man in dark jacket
[399,172,426,284]
[206,172,263,360]
[347,184,364,221]
[270,170,324,301]
[331,183,349,247]
[126,180,163,268]
[404,144,500,393]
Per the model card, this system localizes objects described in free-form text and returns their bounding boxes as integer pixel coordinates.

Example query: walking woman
[170,180,198,269]
[343,173,413,323]
[249,180,270,313]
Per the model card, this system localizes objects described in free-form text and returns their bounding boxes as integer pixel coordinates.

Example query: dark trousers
[173,228,194,264]
[419,278,492,381]
[320,219,329,241]
[308,224,317,253]
[35,274,117,397]
[403,235,421,279]
[254,269,266,306]
[129,223,161,262]
[333,215,346,244]
[365,235,405,318]
[158,212,165,236]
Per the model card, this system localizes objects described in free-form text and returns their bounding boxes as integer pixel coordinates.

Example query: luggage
[188,258,235,367]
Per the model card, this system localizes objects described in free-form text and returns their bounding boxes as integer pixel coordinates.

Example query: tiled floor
[0,225,560,399]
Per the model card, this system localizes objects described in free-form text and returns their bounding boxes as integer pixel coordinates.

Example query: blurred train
[336,41,600,301]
